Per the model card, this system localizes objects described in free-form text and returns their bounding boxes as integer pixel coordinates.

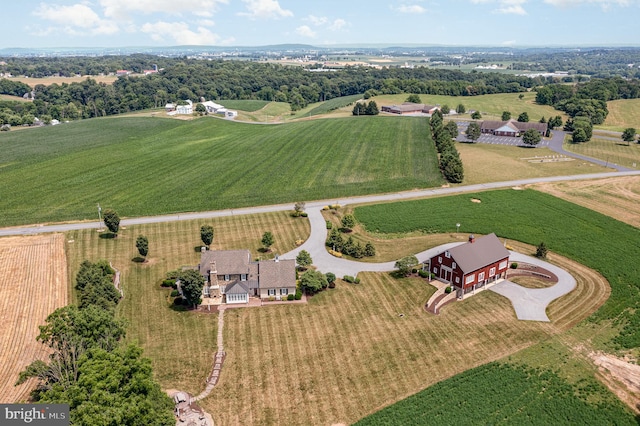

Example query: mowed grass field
[0,234,68,402]
[372,92,568,122]
[603,98,640,131]
[563,136,640,170]
[65,211,309,393]
[0,115,441,227]
[61,211,610,425]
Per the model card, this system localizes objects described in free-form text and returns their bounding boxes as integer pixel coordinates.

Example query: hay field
[0,234,68,402]
[6,75,117,86]
[603,98,640,131]
[532,176,640,228]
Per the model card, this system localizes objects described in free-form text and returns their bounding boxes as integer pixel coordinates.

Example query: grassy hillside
[354,189,640,348]
[603,98,640,131]
[0,115,441,227]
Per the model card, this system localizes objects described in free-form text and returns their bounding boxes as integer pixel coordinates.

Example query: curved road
[546,130,634,172]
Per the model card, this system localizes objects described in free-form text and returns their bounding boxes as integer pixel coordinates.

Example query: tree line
[17,260,175,425]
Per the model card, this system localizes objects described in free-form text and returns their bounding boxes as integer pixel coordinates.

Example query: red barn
[429,233,510,299]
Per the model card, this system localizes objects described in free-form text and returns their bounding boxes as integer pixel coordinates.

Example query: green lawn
[297,94,363,118]
[217,99,270,112]
[354,188,640,349]
[0,115,441,227]
[563,137,640,170]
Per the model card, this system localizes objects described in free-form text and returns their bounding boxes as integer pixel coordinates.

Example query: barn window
[445,251,451,258]
[455,277,460,283]
[452,262,456,269]
[465,274,475,284]
[438,257,442,263]
[433,267,438,274]
[489,267,496,276]
[478,272,485,281]
[499,260,508,270]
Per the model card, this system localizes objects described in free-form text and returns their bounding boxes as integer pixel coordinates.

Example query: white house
[176,100,193,115]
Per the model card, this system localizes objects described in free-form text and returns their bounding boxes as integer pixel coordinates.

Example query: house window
[445,251,450,258]
[489,267,496,277]
[438,257,442,263]
[452,262,456,269]
[433,267,438,274]
[241,274,247,281]
[465,274,475,284]
[224,274,230,281]
[478,272,485,281]
[499,260,508,270]
[455,277,460,283]
[268,289,276,296]
[280,288,288,296]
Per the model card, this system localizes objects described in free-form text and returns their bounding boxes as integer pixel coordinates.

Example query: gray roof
[447,233,510,274]
[480,119,547,132]
[225,281,249,295]
[199,250,251,277]
[258,259,296,289]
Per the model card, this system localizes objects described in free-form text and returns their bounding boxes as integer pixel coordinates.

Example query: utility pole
[97,203,103,232]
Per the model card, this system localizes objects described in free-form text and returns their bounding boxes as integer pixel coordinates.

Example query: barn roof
[447,233,510,274]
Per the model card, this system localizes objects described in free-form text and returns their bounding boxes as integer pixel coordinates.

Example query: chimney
[468,234,475,243]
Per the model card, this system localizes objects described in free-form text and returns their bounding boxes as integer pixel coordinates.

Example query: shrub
[161,279,175,287]
[287,294,294,301]
[173,297,183,305]
[355,277,361,284]
[411,268,418,274]
[295,290,302,300]
[268,296,275,302]
[418,270,429,278]
[343,275,355,283]
[445,286,452,294]
[326,220,332,229]
[301,212,308,217]
[329,281,336,289]
[511,262,518,269]
[170,289,179,297]
[328,250,343,258]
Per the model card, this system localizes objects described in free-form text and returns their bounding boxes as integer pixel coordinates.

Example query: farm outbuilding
[429,233,510,299]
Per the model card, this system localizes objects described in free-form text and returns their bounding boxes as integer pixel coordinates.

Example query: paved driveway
[281,207,576,322]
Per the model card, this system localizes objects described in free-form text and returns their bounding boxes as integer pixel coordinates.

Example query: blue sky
[2,0,639,48]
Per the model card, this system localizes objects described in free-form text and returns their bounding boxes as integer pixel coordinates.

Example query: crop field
[354,188,640,346]
[355,361,635,425]
[0,234,68,402]
[533,176,640,228]
[603,98,640,131]
[372,92,567,122]
[64,211,309,393]
[297,94,363,118]
[0,115,441,227]
[563,137,640,171]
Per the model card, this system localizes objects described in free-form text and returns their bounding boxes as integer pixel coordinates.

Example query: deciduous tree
[522,129,542,147]
[501,111,511,121]
[406,94,422,103]
[395,255,419,277]
[261,231,274,251]
[103,209,120,236]
[178,269,205,308]
[136,235,149,259]
[471,111,482,120]
[300,270,327,294]
[466,122,481,142]
[455,103,466,114]
[517,112,529,122]
[622,128,636,146]
[296,250,312,269]
[200,225,214,247]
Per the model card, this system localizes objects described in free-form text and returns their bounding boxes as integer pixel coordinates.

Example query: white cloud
[100,0,228,19]
[141,21,230,45]
[307,15,328,26]
[329,19,347,31]
[543,0,632,7]
[295,25,316,38]
[239,0,293,19]
[33,3,119,35]
[396,4,427,13]
[470,0,528,14]
[198,19,216,27]
[502,39,517,46]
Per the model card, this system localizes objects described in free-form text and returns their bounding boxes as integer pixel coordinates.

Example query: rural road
[546,130,634,171]
[2,171,640,237]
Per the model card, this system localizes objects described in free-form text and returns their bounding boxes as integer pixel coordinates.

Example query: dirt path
[193,306,226,402]
[591,351,640,414]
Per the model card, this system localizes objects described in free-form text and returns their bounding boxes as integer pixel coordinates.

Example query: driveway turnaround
[282,207,576,322]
